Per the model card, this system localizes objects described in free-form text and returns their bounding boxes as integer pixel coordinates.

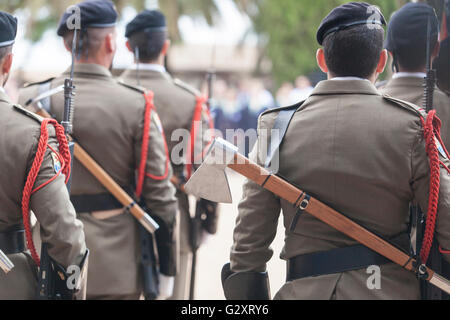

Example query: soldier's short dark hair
[63,27,115,59]
[128,30,167,63]
[395,38,438,72]
[322,25,384,78]
[0,45,12,62]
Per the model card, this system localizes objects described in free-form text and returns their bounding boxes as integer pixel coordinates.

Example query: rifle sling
[265,102,304,171]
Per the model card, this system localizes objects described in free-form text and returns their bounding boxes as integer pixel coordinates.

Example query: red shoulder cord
[135,91,170,199]
[22,119,72,266]
[419,110,450,264]
[184,96,215,180]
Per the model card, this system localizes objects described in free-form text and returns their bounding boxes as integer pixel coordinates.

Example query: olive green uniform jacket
[230,80,450,300]
[19,64,178,297]
[381,76,450,148]
[119,68,212,253]
[0,89,86,299]
[120,68,213,299]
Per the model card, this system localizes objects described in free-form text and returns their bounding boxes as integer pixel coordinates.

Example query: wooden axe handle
[36,109,157,234]
[228,153,430,280]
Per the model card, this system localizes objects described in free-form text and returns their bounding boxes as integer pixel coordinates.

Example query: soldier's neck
[77,56,113,71]
[139,54,164,67]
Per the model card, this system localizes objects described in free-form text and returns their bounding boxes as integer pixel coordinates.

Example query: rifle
[36,26,83,300]
[188,68,218,300]
[417,15,448,300]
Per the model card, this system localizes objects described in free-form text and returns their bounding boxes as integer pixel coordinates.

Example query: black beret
[317,2,386,45]
[385,2,439,53]
[57,0,118,36]
[0,11,17,48]
[125,10,167,38]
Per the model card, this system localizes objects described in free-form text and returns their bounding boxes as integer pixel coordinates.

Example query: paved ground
[194,171,286,300]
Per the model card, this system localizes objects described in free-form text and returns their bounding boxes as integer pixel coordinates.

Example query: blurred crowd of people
[209,75,314,135]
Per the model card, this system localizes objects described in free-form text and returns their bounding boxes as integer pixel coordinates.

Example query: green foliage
[251,0,399,85]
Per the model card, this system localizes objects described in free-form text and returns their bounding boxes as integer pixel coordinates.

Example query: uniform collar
[385,76,424,89]
[0,87,11,103]
[330,76,371,82]
[392,72,426,79]
[63,63,113,79]
[122,67,172,82]
[133,63,166,73]
[311,79,381,96]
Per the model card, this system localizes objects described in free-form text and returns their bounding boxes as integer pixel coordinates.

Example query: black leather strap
[0,225,26,255]
[287,234,410,281]
[71,186,134,213]
[264,103,303,171]
[287,244,391,281]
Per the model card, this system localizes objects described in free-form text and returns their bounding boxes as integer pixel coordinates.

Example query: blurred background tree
[0,0,446,85]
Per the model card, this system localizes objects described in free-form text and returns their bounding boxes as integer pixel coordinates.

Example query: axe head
[185,138,239,203]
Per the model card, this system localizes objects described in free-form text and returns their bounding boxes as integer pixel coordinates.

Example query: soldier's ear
[432,42,440,60]
[376,49,388,74]
[105,32,115,53]
[316,49,328,73]
[1,52,13,76]
[161,39,171,56]
[62,38,71,52]
[125,40,133,53]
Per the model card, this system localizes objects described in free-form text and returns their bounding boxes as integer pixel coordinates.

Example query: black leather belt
[0,225,26,255]
[71,186,134,213]
[287,234,410,282]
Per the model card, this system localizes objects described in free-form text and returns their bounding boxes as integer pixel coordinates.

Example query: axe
[185,138,450,295]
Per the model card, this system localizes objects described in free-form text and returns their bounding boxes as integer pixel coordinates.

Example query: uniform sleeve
[411,129,450,263]
[135,109,178,228]
[29,127,87,268]
[230,129,282,273]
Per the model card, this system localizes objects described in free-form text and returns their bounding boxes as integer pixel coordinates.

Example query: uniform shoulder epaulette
[173,78,201,97]
[116,78,146,94]
[13,104,43,123]
[382,94,427,118]
[23,77,55,88]
[260,100,306,118]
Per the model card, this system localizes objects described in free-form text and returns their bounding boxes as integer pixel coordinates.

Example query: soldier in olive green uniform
[120,10,215,300]
[224,2,450,300]
[381,2,450,147]
[19,1,178,300]
[0,11,87,300]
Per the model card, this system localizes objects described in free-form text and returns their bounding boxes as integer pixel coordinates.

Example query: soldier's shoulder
[23,77,55,89]
[172,78,201,97]
[381,94,426,118]
[258,101,305,129]
[435,88,450,103]
[12,104,43,124]
[116,78,146,94]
